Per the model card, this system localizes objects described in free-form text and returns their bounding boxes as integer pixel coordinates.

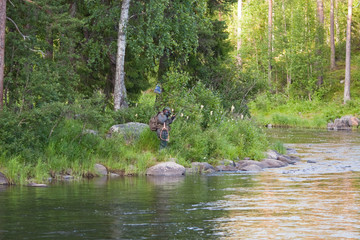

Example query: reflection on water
[214,129,360,239]
[0,129,359,239]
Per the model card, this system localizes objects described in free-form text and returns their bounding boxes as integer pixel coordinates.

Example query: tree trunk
[344,0,353,104]
[335,0,340,43]
[268,0,272,87]
[114,0,130,111]
[237,0,242,66]
[0,0,6,111]
[330,0,336,70]
[316,0,324,86]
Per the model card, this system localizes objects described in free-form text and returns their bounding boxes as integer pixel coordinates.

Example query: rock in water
[94,164,108,176]
[0,172,8,185]
[240,164,263,172]
[261,159,288,168]
[146,162,186,176]
[328,115,360,130]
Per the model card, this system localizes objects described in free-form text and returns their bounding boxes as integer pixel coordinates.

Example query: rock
[277,155,297,164]
[218,159,235,167]
[328,115,360,130]
[286,148,297,154]
[307,160,317,163]
[83,129,99,135]
[94,163,108,176]
[215,165,238,171]
[0,172,9,185]
[261,159,288,168]
[240,164,263,172]
[266,150,280,159]
[109,173,121,178]
[63,175,74,180]
[189,162,215,173]
[107,122,148,140]
[146,162,186,176]
[236,160,266,169]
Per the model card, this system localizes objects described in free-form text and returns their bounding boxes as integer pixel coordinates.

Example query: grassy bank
[250,95,360,128]
[0,89,270,185]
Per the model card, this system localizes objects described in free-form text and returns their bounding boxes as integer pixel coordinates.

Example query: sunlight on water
[0,129,359,239]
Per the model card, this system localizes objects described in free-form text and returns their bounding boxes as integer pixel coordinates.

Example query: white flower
[180,113,184,117]
[231,105,235,113]
[210,111,213,115]
[201,105,204,110]
[186,116,189,120]
[135,114,138,117]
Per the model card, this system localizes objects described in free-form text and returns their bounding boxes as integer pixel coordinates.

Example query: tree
[316,0,324,86]
[268,0,272,86]
[330,0,336,70]
[237,0,242,66]
[344,0,353,104]
[114,0,131,111]
[0,0,6,111]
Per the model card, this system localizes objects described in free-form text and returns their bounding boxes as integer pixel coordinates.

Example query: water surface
[0,128,360,239]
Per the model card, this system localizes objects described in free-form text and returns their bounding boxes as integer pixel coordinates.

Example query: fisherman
[156,107,176,150]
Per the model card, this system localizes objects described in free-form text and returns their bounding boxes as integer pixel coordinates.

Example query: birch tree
[237,0,242,66]
[330,0,336,70]
[268,0,272,86]
[344,0,353,104]
[316,0,324,86]
[0,0,6,111]
[114,0,130,111]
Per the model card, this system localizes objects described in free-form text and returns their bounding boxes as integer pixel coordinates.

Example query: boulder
[266,150,280,159]
[240,164,263,172]
[0,172,9,185]
[218,159,236,167]
[236,160,266,169]
[94,164,108,176]
[277,155,297,164]
[146,162,186,176]
[215,165,238,171]
[107,122,148,140]
[261,159,288,168]
[328,115,360,130]
[189,162,215,173]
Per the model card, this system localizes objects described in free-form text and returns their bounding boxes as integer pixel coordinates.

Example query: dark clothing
[156,112,173,150]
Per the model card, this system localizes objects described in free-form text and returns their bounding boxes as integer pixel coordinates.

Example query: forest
[0,0,359,183]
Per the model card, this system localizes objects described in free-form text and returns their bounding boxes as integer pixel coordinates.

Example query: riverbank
[0,100,271,185]
[249,93,360,128]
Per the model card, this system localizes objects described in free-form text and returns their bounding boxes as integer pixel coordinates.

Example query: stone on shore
[146,162,186,176]
[215,165,238,171]
[187,162,215,174]
[327,115,360,130]
[0,172,9,185]
[240,164,263,172]
[261,159,288,168]
[107,122,148,140]
[94,164,108,176]
[236,160,266,169]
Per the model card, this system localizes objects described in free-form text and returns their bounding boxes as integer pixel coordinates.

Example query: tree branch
[29,48,45,58]
[6,17,30,40]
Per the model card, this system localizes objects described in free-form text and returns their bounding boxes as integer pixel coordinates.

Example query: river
[0,128,359,239]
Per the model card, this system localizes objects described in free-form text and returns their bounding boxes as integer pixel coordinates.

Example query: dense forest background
[0,0,359,113]
[0,0,359,182]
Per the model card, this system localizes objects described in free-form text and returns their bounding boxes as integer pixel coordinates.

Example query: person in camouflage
[156,107,175,150]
